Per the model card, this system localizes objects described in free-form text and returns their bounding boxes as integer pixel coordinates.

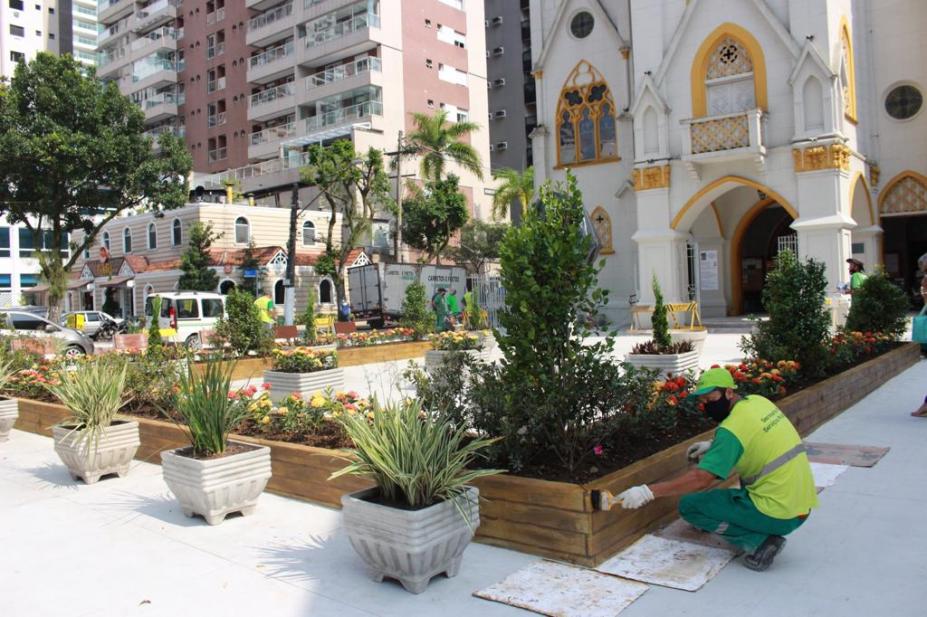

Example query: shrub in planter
[213,288,274,356]
[624,278,699,375]
[147,297,164,351]
[297,289,317,345]
[651,275,672,349]
[845,271,909,339]
[161,356,272,525]
[400,281,435,340]
[43,357,140,484]
[425,331,485,372]
[741,250,831,378]
[331,399,503,594]
[0,356,19,442]
[264,347,343,403]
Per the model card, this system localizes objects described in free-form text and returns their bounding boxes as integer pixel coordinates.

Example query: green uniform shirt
[446,294,461,314]
[850,271,868,290]
[432,293,447,317]
[699,395,818,520]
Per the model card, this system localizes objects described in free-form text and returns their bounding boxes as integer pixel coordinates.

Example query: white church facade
[529,0,927,324]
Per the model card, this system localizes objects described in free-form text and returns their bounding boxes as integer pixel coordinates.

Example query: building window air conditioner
[496,141,508,151]
[494,109,507,119]
[492,16,503,26]
[493,78,505,87]
[492,46,504,56]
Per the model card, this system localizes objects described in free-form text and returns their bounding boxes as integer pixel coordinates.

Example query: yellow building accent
[792,143,851,172]
[631,165,671,191]
[690,23,768,117]
[839,17,858,124]
[879,170,927,215]
[672,175,797,231]
[531,69,543,80]
[869,163,880,188]
[620,47,630,60]
[848,171,876,226]
[590,206,615,255]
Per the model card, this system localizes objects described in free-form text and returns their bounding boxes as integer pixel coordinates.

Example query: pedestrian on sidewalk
[845,258,868,294]
[611,368,818,571]
[431,288,448,332]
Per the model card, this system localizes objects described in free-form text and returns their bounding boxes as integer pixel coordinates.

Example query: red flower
[593,444,604,456]
[710,364,720,369]
[666,395,678,407]
[261,382,272,391]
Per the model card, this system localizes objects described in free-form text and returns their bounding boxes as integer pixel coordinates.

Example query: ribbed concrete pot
[670,328,708,354]
[624,350,701,377]
[0,398,19,442]
[263,368,345,403]
[161,441,272,525]
[424,349,483,373]
[341,486,480,594]
[52,420,141,484]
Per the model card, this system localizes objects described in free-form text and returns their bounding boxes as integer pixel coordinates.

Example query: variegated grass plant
[173,355,249,457]
[0,353,14,396]
[42,356,129,456]
[330,398,503,516]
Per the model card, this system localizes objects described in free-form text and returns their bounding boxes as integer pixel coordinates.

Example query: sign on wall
[699,249,719,291]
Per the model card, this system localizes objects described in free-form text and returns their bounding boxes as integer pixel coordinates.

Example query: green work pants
[679,488,807,552]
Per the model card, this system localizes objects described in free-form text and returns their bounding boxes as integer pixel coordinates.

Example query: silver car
[0,310,95,357]
[60,311,124,340]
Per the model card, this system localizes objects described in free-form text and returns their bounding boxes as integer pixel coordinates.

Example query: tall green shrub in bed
[845,271,909,338]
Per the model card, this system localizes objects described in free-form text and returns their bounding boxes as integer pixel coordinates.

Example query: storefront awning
[97,276,134,288]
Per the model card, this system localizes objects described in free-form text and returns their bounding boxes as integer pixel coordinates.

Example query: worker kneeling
[606,368,818,571]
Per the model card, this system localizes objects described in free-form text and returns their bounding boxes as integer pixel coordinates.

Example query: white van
[144,291,226,348]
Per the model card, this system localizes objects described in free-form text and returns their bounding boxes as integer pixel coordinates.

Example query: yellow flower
[310,395,326,408]
[261,415,271,425]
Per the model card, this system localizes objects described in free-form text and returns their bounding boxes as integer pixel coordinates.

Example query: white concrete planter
[670,328,708,354]
[263,367,345,402]
[161,441,272,525]
[52,420,141,484]
[0,397,19,442]
[624,350,701,377]
[341,486,480,594]
[424,349,484,373]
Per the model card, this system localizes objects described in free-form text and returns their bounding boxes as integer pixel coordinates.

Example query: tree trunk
[334,264,347,320]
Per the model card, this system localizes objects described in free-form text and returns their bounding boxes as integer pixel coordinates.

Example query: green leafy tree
[213,288,273,355]
[178,222,220,291]
[741,250,831,377]
[402,175,469,264]
[0,53,191,320]
[491,166,534,220]
[399,281,434,339]
[297,288,317,344]
[446,219,508,274]
[845,270,909,337]
[405,110,484,181]
[651,275,672,349]
[147,296,163,350]
[238,241,262,296]
[300,141,393,308]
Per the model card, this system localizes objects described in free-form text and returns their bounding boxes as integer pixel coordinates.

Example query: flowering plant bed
[313,327,417,348]
[270,347,338,373]
[430,331,482,351]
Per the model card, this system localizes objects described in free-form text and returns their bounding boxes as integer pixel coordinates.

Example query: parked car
[60,311,126,341]
[0,310,95,357]
[1,305,48,318]
[144,291,226,349]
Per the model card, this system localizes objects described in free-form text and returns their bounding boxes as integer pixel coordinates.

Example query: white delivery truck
[348,263,468,327]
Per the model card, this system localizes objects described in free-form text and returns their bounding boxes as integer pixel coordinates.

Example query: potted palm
[624,276,699,376]
[0,356,19,442]
[332,399,503,594]
[424,331,486,372]
[161,357,272,525]
[263,347,343,403]
[44,357,140,484]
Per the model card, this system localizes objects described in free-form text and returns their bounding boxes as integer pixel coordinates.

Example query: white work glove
[686,440,712,462]
[618,485,654,509]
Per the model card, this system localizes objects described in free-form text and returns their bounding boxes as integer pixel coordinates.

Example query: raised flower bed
[424,331,487,373]
[264,348,343,403]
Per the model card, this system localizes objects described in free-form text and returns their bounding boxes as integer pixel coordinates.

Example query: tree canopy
[178,222,220,291]
[491,166,534,221]
[402,175,469,264]
[447,219,508,274]
[0,53,191,316]
[405,110,484,182]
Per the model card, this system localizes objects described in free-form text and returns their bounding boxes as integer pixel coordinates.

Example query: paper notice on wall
[699,250,719,291]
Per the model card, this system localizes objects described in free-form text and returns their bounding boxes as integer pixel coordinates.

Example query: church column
[530,70,549,185]
[631,165,688,303]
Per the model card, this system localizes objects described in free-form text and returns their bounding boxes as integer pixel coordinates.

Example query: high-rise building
[0,0,64,77]
[484,0,535,175]
[70,0,100,66]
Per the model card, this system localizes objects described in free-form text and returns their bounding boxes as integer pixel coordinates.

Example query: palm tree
[491,166,534,220]
[405,110,484,182]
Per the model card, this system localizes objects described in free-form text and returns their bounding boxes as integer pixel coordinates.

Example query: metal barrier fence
[468,275,506,332]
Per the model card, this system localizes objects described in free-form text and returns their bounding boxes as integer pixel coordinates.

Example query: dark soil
[172,443,253,460]
[235,419,353,449]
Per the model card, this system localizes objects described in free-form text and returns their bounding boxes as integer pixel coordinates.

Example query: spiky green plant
[0,354,15,395]
[173,356,248,457]
[330,399,503,516]
[43,357,129,455]
[651,275,672,350]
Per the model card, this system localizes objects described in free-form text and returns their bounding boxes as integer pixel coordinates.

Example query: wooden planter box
[264,368,346,403]
[13,343,920,566]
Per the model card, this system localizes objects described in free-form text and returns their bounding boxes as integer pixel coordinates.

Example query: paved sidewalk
[2,358,924,617]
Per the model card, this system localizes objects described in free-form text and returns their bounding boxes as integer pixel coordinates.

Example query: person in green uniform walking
[431,288,448,332]
[446,288,461,327]
[254,293,276,330]
[603,368,818,571]
[846,258,868,293]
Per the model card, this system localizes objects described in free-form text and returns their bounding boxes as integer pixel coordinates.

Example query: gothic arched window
[556,61,619,166]
[705,36,755,116]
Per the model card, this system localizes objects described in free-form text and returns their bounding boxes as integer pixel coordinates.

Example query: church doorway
[732,201,796,314]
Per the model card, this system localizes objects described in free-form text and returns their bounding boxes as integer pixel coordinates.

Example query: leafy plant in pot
[43,357,140,484]
[331,399,503,594]
[160,356,272,525]
[0,356,20,442]
[624,276,698,376]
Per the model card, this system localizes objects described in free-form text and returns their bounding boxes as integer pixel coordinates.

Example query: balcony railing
[249,3,293,32]
[249,40,294,68]
[135,0,179,25]
[305,12,379,48]
[146,125,185,139]
[682,109,765,156]
[130,26,178,51]
[207,112,228,127]
[145,92,184,108]
[206,42,225,59]
[250,121,296,145]
[207,76,227,93]
[208,147,228,162]
[217,151,310,183]
[250,82,295,107]
[206,7,225,24]
[306,56,380,88]
[304,100,382,131]
[132,57,180,82]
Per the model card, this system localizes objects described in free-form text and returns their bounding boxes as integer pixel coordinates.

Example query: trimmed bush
[400,281,434,340]
[845,271,909,338]
[214,288,274,356]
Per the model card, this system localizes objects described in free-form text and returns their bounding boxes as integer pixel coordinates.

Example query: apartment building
[0,0,63,77]
[0,215,71,309]
[484,0,535,174]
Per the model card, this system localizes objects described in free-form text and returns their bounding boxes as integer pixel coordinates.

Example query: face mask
[704,391,732,423]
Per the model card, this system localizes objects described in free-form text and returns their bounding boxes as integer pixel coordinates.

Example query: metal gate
[467,275,506,331]
[777,233,798,255]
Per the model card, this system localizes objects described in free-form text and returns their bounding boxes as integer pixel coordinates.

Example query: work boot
[743,536,786,571]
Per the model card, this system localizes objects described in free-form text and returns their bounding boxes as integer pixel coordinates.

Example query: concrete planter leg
[52,420,141,484]
[0,398,19,442]
[161,441,272,525]
[341,486,480,594]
